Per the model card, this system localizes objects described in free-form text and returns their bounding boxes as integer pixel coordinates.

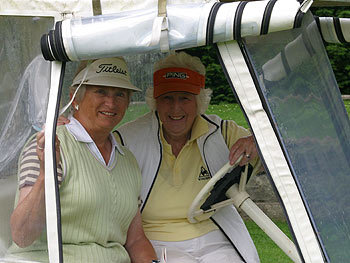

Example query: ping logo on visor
[153,67,205,98]
[164,72,189,80]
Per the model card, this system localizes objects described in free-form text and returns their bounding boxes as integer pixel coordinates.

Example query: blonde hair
[154,51,206,75]
[146,52,212,115]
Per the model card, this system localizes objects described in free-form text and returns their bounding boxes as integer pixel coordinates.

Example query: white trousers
[151,230,244,263]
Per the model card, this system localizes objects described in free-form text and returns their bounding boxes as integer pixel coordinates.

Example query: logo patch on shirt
[198,166,211,181]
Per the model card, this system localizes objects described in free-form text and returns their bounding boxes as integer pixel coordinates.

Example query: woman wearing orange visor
[117,52,262,263]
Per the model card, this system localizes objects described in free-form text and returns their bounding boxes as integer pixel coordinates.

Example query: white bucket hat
[72,57,141,92]
[60,57,141,115]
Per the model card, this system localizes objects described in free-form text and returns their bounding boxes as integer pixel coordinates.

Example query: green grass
[245,220,294,263]
[206,103,249,128]
[116,103,150,128]
[119,100,349,129]
[117,102,250,129]
[344,100,350,116]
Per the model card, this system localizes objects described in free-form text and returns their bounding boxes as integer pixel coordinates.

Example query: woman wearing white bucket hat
[9,57,158,262]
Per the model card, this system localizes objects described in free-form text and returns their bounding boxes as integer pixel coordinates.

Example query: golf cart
[0,0,349,262]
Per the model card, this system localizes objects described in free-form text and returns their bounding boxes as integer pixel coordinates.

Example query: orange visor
[153,67,205,98]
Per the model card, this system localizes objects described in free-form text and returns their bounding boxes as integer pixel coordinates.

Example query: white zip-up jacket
[116,111,259,263]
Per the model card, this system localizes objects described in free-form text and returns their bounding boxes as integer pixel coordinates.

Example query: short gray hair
[68,84,86,114]
[70,84,87,103]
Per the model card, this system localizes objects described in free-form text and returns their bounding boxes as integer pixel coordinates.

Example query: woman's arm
[10,171,46,247]
[125,210,158,263]
[10,130,61,247]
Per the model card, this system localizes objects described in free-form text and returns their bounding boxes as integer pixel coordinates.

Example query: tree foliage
[311,7,350,94]
[185,45,237,104]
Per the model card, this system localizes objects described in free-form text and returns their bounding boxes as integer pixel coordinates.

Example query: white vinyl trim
[319,17,340,43]
[61,19,79,61]
[213,2,238,43]
[197,0,217,46]
[269,0,300,33]
[217,40,324,262]
[45,61,64,263]
[339,18,350,42]
[316,17,350,43]
[240,0,267,37]
[224,2,239,42]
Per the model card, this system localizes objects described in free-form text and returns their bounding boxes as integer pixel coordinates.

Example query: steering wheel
[187,155,251,223]
[187,157,302,263]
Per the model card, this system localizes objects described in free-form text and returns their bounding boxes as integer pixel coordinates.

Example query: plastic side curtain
[243,12,350,262]
[0,15,54,262]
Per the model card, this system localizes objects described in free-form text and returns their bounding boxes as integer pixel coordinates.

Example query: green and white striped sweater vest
[10,126,141,263]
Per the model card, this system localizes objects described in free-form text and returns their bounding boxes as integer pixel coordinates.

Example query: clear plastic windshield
[243,12,350,261]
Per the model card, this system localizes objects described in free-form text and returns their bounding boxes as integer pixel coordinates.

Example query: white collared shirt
[65,115,124,168]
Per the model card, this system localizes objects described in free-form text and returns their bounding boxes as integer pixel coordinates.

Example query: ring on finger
[37,145,44,150]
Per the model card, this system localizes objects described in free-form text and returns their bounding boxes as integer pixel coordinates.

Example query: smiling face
[156,91,198,142]
[73,85,129,136]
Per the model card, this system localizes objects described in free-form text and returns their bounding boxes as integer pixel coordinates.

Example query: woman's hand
[57,115,70,126]
[36,130,45,163]
[36,126,63,164]
[36,128,61,165]
[229,135,258,166]
[125,210,158,263]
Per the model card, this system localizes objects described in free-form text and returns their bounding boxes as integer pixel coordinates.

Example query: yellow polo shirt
[142,115,254,241]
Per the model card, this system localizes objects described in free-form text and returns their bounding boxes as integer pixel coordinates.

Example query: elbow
[11,231,32,248]
[10,216,34,248]
[11,227,33,248]
[11,229,35,248]
[12,239,29,248]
